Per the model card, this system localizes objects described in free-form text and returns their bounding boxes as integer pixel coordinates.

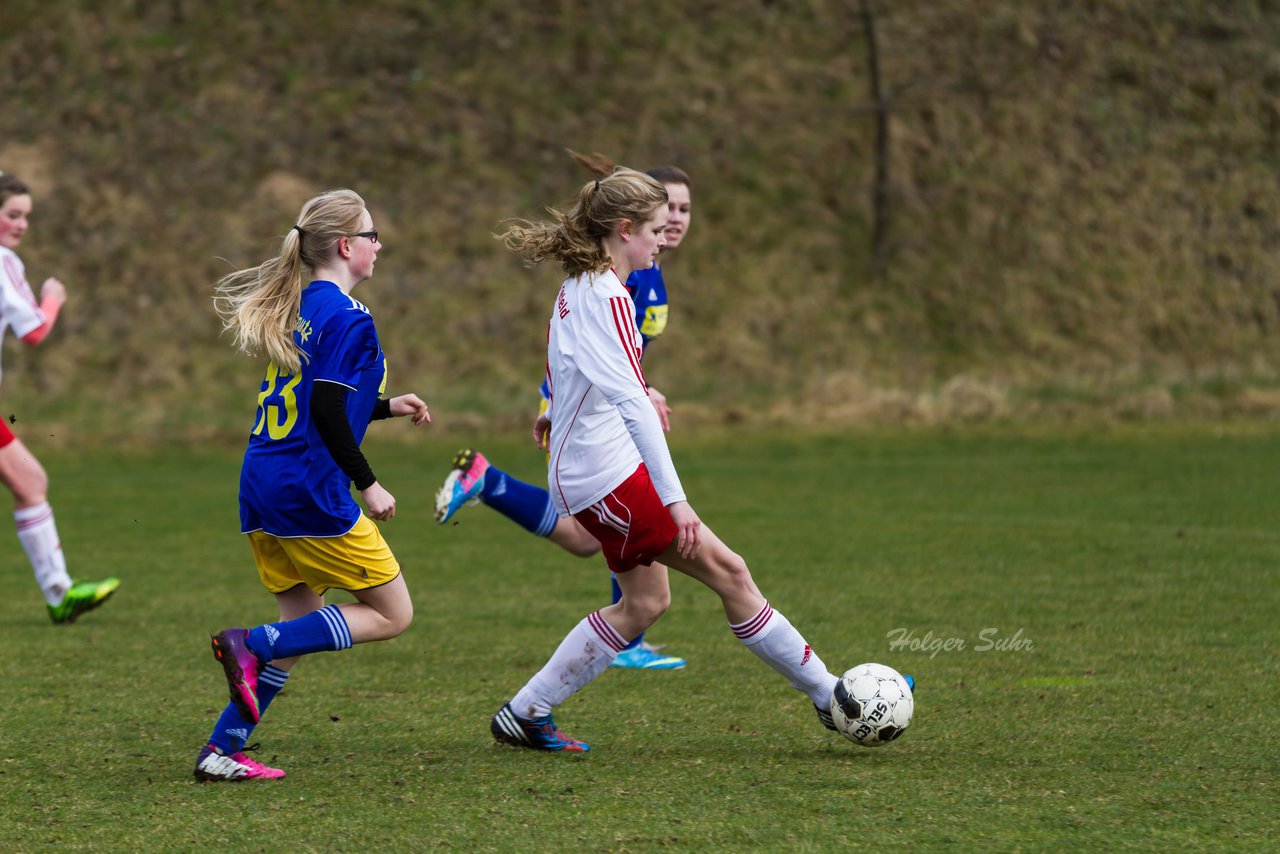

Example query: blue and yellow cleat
[47,577,120,624]
[609,645,686,670]
[433,448,489,524]
[491,702,589,752]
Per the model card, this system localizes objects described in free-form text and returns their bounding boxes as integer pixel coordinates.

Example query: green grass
[1,427,1276,851]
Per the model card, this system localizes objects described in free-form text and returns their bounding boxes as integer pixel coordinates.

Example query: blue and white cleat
[904,674,916,693]
[491,702,589,752]
[609,645,686,670]
[434,448,489,524]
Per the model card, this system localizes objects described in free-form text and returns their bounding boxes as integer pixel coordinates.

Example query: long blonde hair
[213,189,366,373]
[501,161,667,277]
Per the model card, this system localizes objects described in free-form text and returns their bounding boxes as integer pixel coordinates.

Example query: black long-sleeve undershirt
[311,382,391,491]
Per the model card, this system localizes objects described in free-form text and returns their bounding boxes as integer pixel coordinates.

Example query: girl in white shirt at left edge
[0,171,119,624]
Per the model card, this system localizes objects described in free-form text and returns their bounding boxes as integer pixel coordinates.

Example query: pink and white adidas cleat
[193,743,285,782]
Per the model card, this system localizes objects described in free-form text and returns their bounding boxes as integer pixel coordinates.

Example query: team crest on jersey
[294,316,313,343]
[640,305,668,338]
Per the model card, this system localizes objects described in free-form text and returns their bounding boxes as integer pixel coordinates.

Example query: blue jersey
[539,263,668,400]
[625,264,668,349]
[239,280,387,538]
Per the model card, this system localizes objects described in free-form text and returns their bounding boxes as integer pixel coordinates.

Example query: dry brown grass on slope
[0,0,1277,439]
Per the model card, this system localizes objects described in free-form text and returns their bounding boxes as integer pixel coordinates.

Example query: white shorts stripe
[588,501,629,536]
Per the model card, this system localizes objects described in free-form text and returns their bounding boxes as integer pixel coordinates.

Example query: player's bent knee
[551,518,602,558]
[388,606,414,638]
[624,591,670,626]
[369,614,412,642]
[565,539,602,558]
[642,593,671,623]
[369,601,414,640]
[560,525,602,557]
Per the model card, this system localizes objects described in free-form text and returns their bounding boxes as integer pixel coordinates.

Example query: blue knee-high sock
[480,465,559,537]
[612,573,646,651]
[246,604,353,661]
[209,664,290,753]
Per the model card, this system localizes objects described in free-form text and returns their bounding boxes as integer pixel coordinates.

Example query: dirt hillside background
[2,1,1278,442]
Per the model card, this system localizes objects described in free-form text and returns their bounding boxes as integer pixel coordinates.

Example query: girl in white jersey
[488,166,857,752]
[0,172,119,624]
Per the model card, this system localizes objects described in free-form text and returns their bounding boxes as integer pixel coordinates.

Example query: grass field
[1,426,1276,851]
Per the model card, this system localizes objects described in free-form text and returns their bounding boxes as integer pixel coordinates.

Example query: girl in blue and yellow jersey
[196,189,431,782]
[434,156,694,670]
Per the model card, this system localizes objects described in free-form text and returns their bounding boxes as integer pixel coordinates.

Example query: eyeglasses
[349,230,379,243]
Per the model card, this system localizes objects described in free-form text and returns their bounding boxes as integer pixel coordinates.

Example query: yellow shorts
[248,515,400,596]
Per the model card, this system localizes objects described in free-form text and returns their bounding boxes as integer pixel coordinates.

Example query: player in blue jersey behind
[434,153,693,670]
[195,189,431,782]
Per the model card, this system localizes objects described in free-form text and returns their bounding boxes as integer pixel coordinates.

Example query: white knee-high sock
[732,602,839,709]
[16,502,72,605]
[510,611,627,719]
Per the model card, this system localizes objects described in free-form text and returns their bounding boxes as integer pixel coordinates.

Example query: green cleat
[47,577,120,624]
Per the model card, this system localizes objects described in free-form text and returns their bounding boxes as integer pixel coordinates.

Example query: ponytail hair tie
[594,180,600,191]
[292,225,305,236]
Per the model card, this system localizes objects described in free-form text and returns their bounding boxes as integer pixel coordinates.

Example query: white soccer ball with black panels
[830,662,914,747]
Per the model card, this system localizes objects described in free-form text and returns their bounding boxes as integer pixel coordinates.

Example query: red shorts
[574,463,678,573]
[0,419,14,448]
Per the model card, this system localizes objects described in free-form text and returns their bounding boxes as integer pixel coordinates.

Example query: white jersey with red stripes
[545,268,678,516]
[0,247,47,386]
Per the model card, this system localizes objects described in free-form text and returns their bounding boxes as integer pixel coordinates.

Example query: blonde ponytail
[214,189,366,373]
[500,165,666,278]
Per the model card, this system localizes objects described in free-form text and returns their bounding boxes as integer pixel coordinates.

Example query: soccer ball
[829,663,914,747]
